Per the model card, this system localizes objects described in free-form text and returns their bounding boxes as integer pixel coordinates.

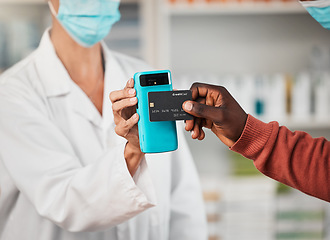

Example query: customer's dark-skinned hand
[182,82,248,147]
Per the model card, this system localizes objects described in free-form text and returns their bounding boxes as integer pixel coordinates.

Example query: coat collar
[35,28,72,97]
[102,43,128,129]
[35,29,128,130]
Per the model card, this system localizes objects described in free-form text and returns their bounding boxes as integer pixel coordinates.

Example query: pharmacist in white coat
[0,0,207,239]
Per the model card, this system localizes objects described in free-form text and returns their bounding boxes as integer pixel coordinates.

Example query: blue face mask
[301,0,330,30]
[48,0,121,48]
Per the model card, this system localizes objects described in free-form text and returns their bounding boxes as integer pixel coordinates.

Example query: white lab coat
[0,30,207,240]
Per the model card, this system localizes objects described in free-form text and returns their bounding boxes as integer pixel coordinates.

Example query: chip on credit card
[148,90,194,122]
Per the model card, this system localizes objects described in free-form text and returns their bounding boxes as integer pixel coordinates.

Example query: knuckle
[126,88,132,95]
[114,118,120,125]
[217,85,227,94]
[127,117,137,128]
[191,82,198,87]
[115,123,129,137]
[192,82,202,88]
[127,117,134,127]
[217,85,225,91]
[109,92,114,102]
[112,104,117,112]
[123,121,130,130]
[190,82,198,91]
[115,126,122,136]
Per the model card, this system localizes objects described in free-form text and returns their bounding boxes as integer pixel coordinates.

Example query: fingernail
[191,131,195,137]
[133,113,138,119]
[128,78,133,84]
[130,97,137,102]
[128,89,135,95]
[184,102,193,111]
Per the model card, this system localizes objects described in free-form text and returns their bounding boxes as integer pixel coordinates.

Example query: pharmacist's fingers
[112,97,138,113]
[110,87,136,104]
[110,78,135,104]
[125,78,135,89]
[112,97,138,125]
[115,113,139,138]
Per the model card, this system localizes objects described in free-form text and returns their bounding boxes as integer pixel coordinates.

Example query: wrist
[125,141,142,154]
[230,114,275,159]
[124,142,144,176]
[234,113,248,143]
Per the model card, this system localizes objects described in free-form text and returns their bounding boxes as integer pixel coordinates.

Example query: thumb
[183,101,223,122]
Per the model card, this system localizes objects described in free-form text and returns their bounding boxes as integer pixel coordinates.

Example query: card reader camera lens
[140,73,169,87]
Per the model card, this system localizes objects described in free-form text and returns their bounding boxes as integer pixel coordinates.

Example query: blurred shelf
[164,1,307,15]
[261,118,330,130]
[284,122,330,130]
[0,0,45,4]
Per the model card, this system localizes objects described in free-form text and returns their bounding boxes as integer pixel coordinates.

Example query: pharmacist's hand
[183,82,248,147]
[110,78,144,176]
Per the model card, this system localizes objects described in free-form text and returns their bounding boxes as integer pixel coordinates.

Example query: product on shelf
[202,178,223,240]
[291,72,312,121]
[167,0,298,4]
[178,71,330,126]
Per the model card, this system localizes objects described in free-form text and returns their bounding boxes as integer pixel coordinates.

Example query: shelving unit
[264,119,330,131]
[144,0,311,68]
[164,1,306,15]
[0,0,45,4]
[148,1,330,239]
[145,0,330,130]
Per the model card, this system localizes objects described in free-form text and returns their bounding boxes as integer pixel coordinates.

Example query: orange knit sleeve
[231,114,330,202]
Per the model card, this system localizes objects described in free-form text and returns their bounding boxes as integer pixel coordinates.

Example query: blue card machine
[134,70,178,153]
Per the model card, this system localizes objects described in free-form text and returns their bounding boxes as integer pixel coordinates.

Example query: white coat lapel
[35,29,71,98]
[102,44,129,133]
[68,81,103,128]
[35,29,105,128]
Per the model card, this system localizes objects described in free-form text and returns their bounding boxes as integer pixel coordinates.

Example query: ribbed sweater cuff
[230,114,275,160]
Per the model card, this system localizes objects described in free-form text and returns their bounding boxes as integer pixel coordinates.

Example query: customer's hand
[182,82,248,147]
[110,78,144,176]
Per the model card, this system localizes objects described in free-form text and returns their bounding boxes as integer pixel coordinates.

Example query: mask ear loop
[48,1,58,17]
